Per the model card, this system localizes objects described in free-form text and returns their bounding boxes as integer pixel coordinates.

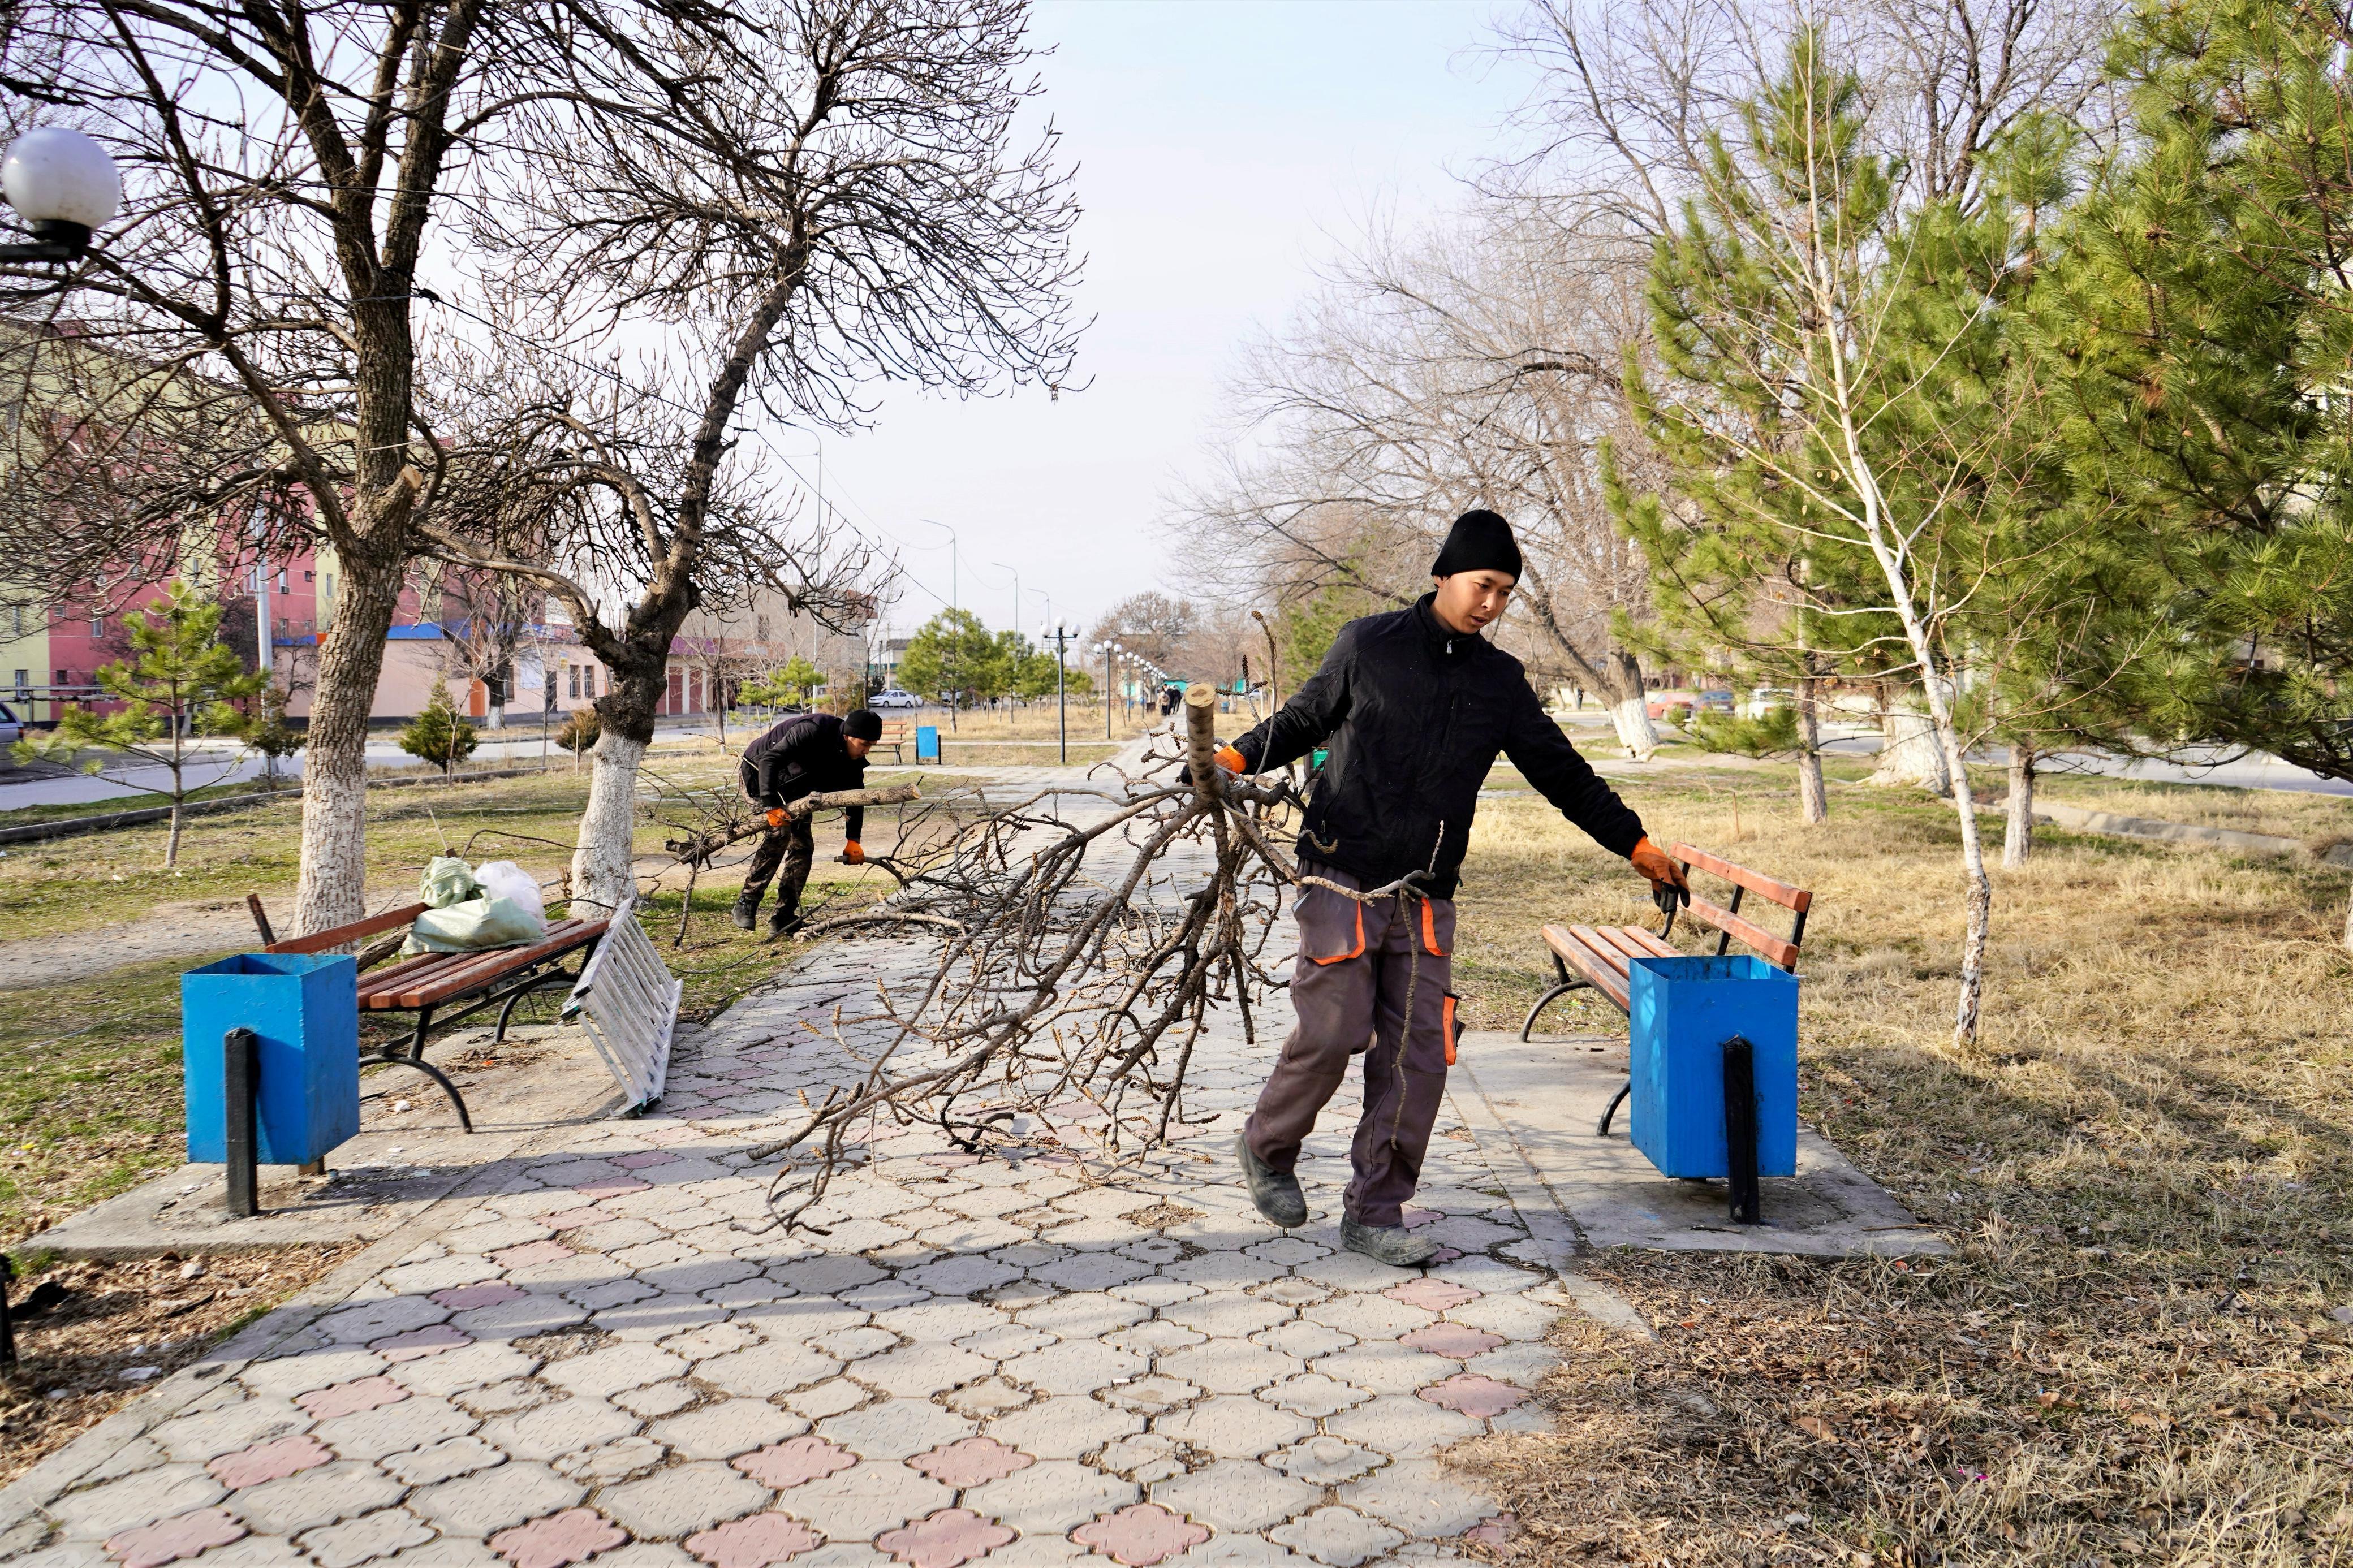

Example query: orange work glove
[1214,744,1247,775]
[765,807,786,830]
[842,841,865,865]
[1628,836,1690,905]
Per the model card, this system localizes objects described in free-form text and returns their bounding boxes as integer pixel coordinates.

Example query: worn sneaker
[1341,1216,1440,1268]
[731,897,759,931]
[1235,1132,1306,1228]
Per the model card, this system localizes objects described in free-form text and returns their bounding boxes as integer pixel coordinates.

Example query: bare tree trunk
[1795,677,1829,824]
[572,728,649,913]
[1869,688,1952,793]
[1605,650,1659,760]
[2002,744,2036,869]
[295,556,403,935]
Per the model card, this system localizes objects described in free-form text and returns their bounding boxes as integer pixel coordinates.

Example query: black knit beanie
[843,709,882,742]
[1430,509,1523,580]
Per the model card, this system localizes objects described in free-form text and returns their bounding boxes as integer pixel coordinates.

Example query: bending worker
[734,707,882,938]
[1217,509,1688,1267]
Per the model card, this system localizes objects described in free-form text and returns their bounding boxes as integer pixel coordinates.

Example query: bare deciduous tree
[415,0,1081,913]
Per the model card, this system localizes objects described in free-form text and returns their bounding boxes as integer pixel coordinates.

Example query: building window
[89,616,103,637]
[56,669,68,685]
[278,571,288,592]
[568,665,581,699]
[12,670,26,694]
[304,570,314,582]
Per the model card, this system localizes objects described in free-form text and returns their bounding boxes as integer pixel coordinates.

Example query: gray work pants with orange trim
[1243,866,1457,1228]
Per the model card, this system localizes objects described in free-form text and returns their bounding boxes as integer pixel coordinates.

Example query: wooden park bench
[875,719,913,764]
[1520,843,1813,1136]
[261,902,612,1133]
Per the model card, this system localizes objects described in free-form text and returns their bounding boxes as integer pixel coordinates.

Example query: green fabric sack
[419,856,480,909]
[401,856,538,956]
[402,894,544,956]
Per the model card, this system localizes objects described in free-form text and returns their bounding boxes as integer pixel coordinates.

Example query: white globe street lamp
[1,127,120,262]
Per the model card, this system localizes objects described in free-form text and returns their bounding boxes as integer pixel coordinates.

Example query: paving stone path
[3,772,1599,1568]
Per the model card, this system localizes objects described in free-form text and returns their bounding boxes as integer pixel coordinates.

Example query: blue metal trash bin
[183,953,361,1166]
[915,724,940,763]
[1627,953,1798,1180]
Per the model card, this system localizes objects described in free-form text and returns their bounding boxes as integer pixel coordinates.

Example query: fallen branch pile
[748,685,1418,1230]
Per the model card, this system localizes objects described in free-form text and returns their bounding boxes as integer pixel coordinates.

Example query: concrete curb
[2012,798,2353,866]
[0,766,561,846]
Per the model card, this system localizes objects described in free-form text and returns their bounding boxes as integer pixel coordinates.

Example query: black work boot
[731,896,759,931]
[765,906,805,941]
[1235,1132,1307,1228]
[1341,1216,1440,1268]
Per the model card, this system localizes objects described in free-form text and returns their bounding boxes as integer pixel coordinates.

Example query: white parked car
[1742,686,1797,719]
[868,689,923,711]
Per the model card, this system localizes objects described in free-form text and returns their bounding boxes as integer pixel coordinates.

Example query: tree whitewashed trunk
[1795,679,1829,824]
[295,555,404,935]
[1609,694,1660,759]
[1869,692,1952,793]
[2002,746,2036,869]
[571,729,648,915]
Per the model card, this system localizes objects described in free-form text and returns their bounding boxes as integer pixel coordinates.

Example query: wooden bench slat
[266,902,429,955]
[1686,895,1801,970]
[1668,843,1812,912]
[1542,923,1632,1010]
[358,952,471,1003]
[1590,925,1666,966]
[385,919,597,1009]
[389,919,609,1009]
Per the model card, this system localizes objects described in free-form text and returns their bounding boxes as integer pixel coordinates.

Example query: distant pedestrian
[734,708,881,938]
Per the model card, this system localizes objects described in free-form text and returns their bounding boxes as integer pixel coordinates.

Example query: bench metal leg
[370,1051,474,1134]
[1596,1079,1630,1137]
[1520,955,1588,1041]
[493,969,579,1043]
[406,1004,436,1061]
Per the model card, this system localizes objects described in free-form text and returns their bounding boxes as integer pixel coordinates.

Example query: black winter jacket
[1232,595,1645,899]
[740,712,868,840]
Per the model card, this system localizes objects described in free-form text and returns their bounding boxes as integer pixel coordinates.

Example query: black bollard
[1722,1033,1762,1225]
[224,1027,260,1219]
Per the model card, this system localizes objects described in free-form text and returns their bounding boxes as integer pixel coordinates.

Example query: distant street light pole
[1040,620,1075,764]
[991,561,1019,638]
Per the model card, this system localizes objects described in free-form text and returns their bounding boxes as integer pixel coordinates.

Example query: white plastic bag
[472,861,548,936]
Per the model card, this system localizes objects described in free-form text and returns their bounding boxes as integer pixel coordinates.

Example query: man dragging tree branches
[734,707,881,939]
[1217,511,1690,1266]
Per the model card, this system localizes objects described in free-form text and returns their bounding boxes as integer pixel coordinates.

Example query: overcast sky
[800,1,1536,643]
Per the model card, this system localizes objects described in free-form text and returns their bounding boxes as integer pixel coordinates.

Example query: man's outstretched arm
[1503,680,1687,899]
[1219,625,1358,775]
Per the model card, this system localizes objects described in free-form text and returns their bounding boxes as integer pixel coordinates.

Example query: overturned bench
[1521,843,1813,1136]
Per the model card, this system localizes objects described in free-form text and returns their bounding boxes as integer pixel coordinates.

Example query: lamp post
[0,128,119,264]
[1038,620,1075,764]
[1102,641,1121,738]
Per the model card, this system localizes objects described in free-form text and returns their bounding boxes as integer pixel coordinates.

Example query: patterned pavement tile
[224,1459,405,1537]
[961,1459,1136,1534]
[779,1461,951,1542]
[1415,1373,1529,1419]
[54,1466,227,1542]
[1382,1277,1477,1314]
[872,1507,1014,1568]
[489,1507,629,1568]
[599,1460,771,1537]
[906,1436,1034,1488]
[1264,1436,1386,1485]
[296,1506,437,1568]
[1154,1397,1313,1459]
[1395,1323,1505,1360]
[817,1400,975,1462]
[733,1435,859,1491]
[1265,1506,1404,1567]
[409,1461,587,1537]
[1070,1502,1210,1567]
[1338,1458,1497,1538]
[1150,1460,1316,1533]
[100,1507,246,1568]
[206,1434,332,1490]
[683,1512,823,1568]
[295,1377,410,1421]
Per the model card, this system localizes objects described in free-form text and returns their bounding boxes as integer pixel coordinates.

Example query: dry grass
[1447,773,2353,1565]
[0,1247,360,1484]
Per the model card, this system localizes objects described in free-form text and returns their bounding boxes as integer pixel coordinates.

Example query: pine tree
[400,676,480,776]
[240,680,305,788]
[10,581,267,866]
